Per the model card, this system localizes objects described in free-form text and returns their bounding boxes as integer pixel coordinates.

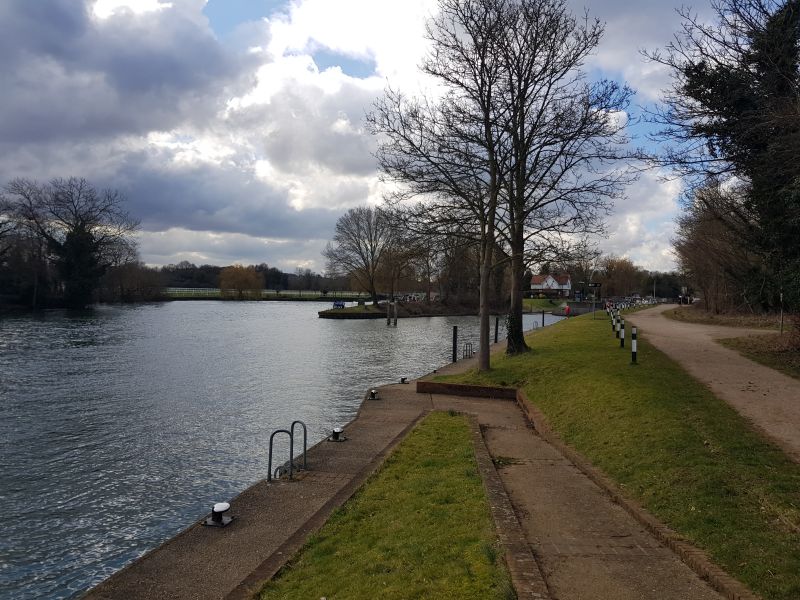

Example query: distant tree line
[322,205,513,309]
[159,262,349,294]
[538,253,688,301]
[0,178,351,309]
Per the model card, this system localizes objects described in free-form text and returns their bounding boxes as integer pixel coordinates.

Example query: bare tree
[674,182,768,313]
[0,196,15,260]
[493,0,634,353]
[4,177,139,308]
[369,0,508,370]
[370,0,633,365]
[323,206,392,305]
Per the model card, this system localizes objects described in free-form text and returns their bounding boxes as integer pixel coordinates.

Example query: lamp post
[583,280,601,319]
[649,271,657,303]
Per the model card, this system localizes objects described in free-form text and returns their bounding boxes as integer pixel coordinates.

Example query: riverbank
[319,300,565,319]
[318,301,502,319]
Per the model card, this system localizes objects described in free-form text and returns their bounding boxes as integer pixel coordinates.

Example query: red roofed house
[530,273,572,298]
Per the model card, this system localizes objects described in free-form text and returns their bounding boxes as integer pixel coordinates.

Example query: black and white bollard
[615,314,621,338]
[631,326,638,364]
[620,319,625,348]
[329,427,347,442]
[204,502,233,527]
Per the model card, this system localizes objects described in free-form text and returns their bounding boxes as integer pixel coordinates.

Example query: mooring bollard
[620,319,625,348]
[631,326,638,364]
[452,325,458,363]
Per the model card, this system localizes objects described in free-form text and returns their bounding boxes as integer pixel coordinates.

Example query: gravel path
[627,304,800,462]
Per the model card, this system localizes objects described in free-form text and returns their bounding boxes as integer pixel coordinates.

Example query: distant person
[565,305,571,317]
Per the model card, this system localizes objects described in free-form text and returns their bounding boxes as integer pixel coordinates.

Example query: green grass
[259,412,514,600]
[719,334,800,381]
[437,315,800,600]
[523,298,559,311]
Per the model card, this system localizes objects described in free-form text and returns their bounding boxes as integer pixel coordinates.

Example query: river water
[0,301,562,599]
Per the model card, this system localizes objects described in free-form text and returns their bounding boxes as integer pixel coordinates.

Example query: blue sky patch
[203,0,287,37]
[312,49,377,78]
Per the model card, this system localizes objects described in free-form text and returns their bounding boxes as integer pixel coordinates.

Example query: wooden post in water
[494,317,499,343]
[542,310,545,328]
[452,326,458,363]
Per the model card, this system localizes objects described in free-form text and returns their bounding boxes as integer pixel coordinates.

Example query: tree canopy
[2,177,139,308]
[649,0,800,319]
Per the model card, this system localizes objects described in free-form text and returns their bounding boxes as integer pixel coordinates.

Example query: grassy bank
[437,314,800,600]
[719,334,800,380]
[663,305,780,329]
[523,298,559,311]
[259,412,513,600]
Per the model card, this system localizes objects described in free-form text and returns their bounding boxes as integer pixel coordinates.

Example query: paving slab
[83,385,432,600]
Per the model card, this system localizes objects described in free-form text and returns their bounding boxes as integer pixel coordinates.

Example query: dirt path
[627,305,800,462]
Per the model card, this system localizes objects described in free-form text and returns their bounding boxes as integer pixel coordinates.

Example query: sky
[0,0,708,272]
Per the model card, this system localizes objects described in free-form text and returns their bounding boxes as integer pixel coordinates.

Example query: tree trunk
[506,237,529,354]
[478,256,492,371]
[370,284,379,306]
[506,246,530,354]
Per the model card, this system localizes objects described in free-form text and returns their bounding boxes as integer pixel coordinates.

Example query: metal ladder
[267,419,308,482]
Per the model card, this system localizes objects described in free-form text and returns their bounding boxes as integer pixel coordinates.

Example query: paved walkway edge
[418,381,762,600]
[225,408,430,600]
[467,414,551,599]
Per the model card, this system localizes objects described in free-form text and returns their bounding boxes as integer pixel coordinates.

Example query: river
[0,301,563,599]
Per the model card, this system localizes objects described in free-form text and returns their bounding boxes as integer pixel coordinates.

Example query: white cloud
[92,0,173,19]
[599,172,682,271]
[0,0,695,272]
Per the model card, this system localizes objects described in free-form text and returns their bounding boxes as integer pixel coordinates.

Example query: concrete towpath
[84,362,735,599]
[627,304,800,462]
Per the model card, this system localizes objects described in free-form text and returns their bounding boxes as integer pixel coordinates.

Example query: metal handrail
[291,420,308,470]
[267,429,293,482]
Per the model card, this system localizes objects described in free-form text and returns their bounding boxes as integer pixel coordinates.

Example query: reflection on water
[0,301,563,599]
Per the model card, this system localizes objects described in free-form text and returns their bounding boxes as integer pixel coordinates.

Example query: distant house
[530,273,572,298]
